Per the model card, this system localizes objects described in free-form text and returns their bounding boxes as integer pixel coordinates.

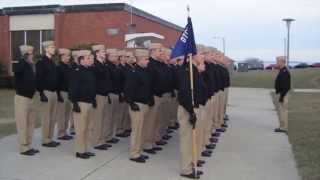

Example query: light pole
[213,36,226,55]
[284,38,287,58]
[282,18,295,67]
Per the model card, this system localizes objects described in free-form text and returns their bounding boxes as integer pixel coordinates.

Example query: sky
[1,0,320,63]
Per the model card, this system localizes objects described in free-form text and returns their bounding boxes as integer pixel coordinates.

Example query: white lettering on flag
[180,27,189,43]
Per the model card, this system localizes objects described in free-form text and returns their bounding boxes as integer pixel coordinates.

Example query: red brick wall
[55,10,181,49]
[129,12,182,48]
[0,10,182,74]
[0,15,10,73]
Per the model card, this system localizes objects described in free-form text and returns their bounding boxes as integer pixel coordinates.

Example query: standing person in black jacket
[142,43,165,154]
[176,56,203,178]
[193,51,212,160]
[104,49,122,144]
[274,56,291,133]
[168,57,180,130]
[36,41,60,148]
[69,50,96,159]
[68,50,81,135]
[200,48,218,155]
[214,52,228,133]
[14,45,39,156]
[56,48,73,141]
[121,51,137,134]
[124,49,154,163]
[222,57,231,121]
[90,44,113,150]
[116,50,131,138]
[158,47,175,142]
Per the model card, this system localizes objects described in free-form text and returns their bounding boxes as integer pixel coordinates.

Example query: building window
[11,31,25,62]
[27,31,40,55]
[10,30,54,61]
[106,28,119,36]
[42,30,55,42]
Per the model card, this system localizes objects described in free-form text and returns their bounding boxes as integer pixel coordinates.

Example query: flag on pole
[170,17,197,59]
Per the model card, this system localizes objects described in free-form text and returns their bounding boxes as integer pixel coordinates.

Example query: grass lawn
[273,92,320,180]
[0,89,15,120]
[0,123,17,139]
[0,89,41,138]
[232,68,320,89]
[0,89,15,138]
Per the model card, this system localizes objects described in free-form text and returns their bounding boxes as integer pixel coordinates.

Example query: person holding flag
[171,9,203,178]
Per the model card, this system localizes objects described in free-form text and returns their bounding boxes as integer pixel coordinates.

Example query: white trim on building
[9,14,54,31]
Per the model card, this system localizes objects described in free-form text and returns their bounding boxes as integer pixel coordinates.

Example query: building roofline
[123,4,184,32]
[1,3,184,31]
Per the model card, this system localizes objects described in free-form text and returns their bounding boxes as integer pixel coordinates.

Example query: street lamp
[213,36,226,55]
[282,18,295,67]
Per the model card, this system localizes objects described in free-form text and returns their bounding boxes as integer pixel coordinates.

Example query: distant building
[243,58,264,70]
[0,3,183,75]
[238,62,249,72]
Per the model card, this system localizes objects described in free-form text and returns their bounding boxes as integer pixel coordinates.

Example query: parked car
[265,64,278,70]
[294,63,309,69]
[310,63,320,68]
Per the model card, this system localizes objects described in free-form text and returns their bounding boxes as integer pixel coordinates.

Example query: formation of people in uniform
[14,40,232,179]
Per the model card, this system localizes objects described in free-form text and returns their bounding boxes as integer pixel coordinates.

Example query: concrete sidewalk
[0,87,300,180]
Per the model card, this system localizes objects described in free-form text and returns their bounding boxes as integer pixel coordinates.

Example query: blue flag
[170,17,197,59]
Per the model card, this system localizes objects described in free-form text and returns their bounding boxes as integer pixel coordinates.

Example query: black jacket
[170,65,179,90]
[36,55,58,92]
[196,72,209,106]
[14,59,36,99]
[275,67,291,98]
[119,64,129,93]
[221,65,230,88]
[57,62,72,92]
[203,62,216,98]
[107,62,123,95]
[148,58,173,97]
[93,60,112,96]
[176,63,202,114]
[124,66,154,105]
[69,65,96,104]
[211,64,222,92]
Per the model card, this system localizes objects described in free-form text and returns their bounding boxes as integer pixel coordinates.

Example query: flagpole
[187,5,198,178]
[189,54,198,178]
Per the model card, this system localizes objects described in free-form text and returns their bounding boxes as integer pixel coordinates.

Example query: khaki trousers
[277,95,289,131]
[157,93,171,139]
[143,96,161,149]
[196,105,206,160]
[218,91,225,127]
[41,90,58,144]
[178,106,200,175]
[73,102,92,153]
[69,113,75,134]
[204,99,213,146]
[224,88,229,115]
[116,101,129,134]
[213,92,221,129]
[91,95,108,147]
[105,93,121,141]
[169,91,179,127]
[14,95,37,153]
[123,106,131,131]
[56,91,72,137]
[129,103,149,158]
[102,98,112,141]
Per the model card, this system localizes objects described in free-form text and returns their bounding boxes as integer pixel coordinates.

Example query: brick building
[0,3,183,75]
